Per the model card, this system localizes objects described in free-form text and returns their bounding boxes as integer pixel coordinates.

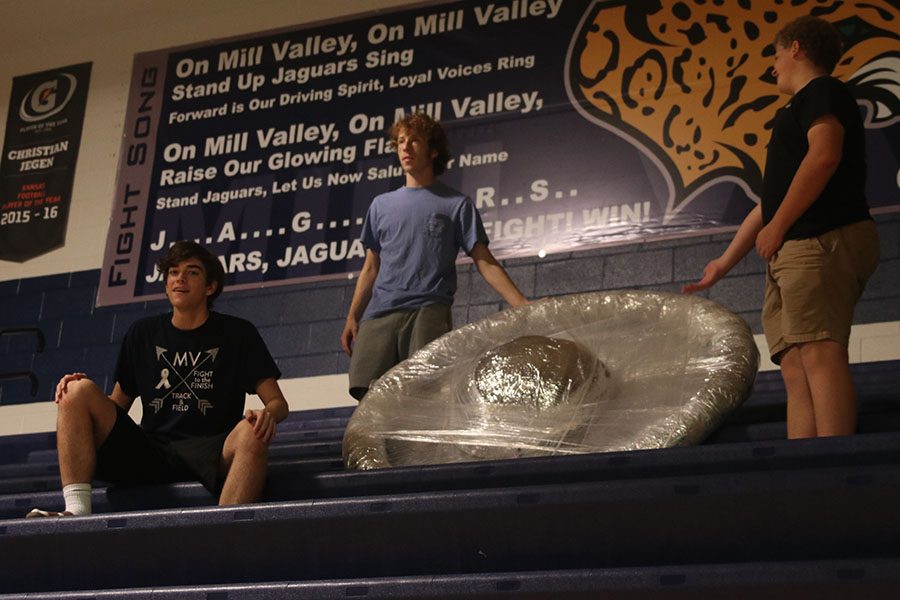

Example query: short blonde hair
[775,16,843,74]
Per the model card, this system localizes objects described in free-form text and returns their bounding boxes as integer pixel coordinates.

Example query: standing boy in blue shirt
[341,113,528,400]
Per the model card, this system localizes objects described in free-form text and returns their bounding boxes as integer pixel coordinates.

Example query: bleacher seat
[1,561,899,599]
[0,361,898,596]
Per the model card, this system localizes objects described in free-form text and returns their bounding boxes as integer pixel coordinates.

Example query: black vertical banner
[0,62,92,262]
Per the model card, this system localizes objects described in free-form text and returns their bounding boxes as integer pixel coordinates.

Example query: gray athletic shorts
[348,303,452,400]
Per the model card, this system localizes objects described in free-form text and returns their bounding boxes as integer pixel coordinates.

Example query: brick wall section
[2,212,898,404]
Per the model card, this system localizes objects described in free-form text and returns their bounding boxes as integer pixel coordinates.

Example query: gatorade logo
[19,73,78,123]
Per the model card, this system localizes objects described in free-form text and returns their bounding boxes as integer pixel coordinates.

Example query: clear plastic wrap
[343,291,760,470]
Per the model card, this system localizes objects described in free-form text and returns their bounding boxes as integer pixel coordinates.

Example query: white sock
[63,483,92,516]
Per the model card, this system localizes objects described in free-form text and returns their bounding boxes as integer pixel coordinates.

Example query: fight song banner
[98,0,900,305]
[1,62,92,262]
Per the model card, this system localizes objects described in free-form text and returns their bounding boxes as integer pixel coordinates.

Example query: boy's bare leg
[781,346,817,439]
[800,339,857,437]
[218,419,268,505]
[28,378,118,517]
[56,378,118,486]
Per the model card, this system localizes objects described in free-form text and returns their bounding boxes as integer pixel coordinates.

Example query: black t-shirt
[761,76,871,240]
[115,312,281,440]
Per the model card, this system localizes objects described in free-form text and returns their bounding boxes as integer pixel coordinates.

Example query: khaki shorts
[348,303,452,400]
[763,219,879,364]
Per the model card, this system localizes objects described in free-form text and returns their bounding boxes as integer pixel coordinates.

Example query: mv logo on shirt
[150,345,219,415]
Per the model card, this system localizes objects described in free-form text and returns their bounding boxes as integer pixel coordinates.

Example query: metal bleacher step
[1,559,899,599]
[0,408,352,460]
[16,428,344,466]
[0,451,348,503]
[0,474,61,495]
[3,428,900,518]
[707,402,900,443]
[0,461,60,479]
[742,360,900,403]
[0,456,347,519]
[274,426,347,443]
[0,431,57,466]
[1,429,346,482]
[2,460,900,594]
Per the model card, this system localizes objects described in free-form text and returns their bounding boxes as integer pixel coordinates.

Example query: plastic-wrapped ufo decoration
[343,291,760,470]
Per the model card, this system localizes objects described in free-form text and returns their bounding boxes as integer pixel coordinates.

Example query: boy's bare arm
[469,242,528,307]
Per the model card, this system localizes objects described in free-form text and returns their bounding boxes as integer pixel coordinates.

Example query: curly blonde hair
[388,112,451,175]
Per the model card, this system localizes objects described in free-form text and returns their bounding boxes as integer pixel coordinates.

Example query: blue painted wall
[2,212,898,405]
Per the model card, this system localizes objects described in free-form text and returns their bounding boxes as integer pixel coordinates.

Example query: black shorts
[95,407,229,494]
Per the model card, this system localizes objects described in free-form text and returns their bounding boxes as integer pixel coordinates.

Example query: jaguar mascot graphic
[567,0,899,221]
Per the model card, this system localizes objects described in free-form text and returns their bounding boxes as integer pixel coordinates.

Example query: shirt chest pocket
[425,213,452,242]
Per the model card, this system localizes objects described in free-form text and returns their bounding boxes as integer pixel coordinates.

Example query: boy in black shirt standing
[28,241,288,517]
[684,16,879,438]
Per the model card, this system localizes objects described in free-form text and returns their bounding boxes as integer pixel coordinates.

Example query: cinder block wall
[1,212,898,404]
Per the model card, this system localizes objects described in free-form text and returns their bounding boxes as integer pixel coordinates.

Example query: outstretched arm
[683,204,763,294]
[244,377,288,445]
[341,249,380,355]
[469,242,529,307]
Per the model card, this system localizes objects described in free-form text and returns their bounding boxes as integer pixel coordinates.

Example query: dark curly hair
[155,240,225,308]
[775,16,844,74]
[389,112,451,175]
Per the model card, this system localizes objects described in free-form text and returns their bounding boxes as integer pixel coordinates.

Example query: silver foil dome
[472,335,608,409]
[343,291,759,470]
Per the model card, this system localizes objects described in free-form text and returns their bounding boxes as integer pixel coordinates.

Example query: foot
[26,508,74,518]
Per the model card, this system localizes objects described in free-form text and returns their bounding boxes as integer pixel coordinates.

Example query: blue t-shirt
[361,182,489,320]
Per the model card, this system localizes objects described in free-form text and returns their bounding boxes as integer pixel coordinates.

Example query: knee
[57,378,102,411]
[800,340,848,371]
[57,379,118,436]
[230,419,268,460]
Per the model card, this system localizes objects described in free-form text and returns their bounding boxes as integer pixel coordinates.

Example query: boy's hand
[755,222,784,260]
[682,258,727,294]
[244,408,276,445]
